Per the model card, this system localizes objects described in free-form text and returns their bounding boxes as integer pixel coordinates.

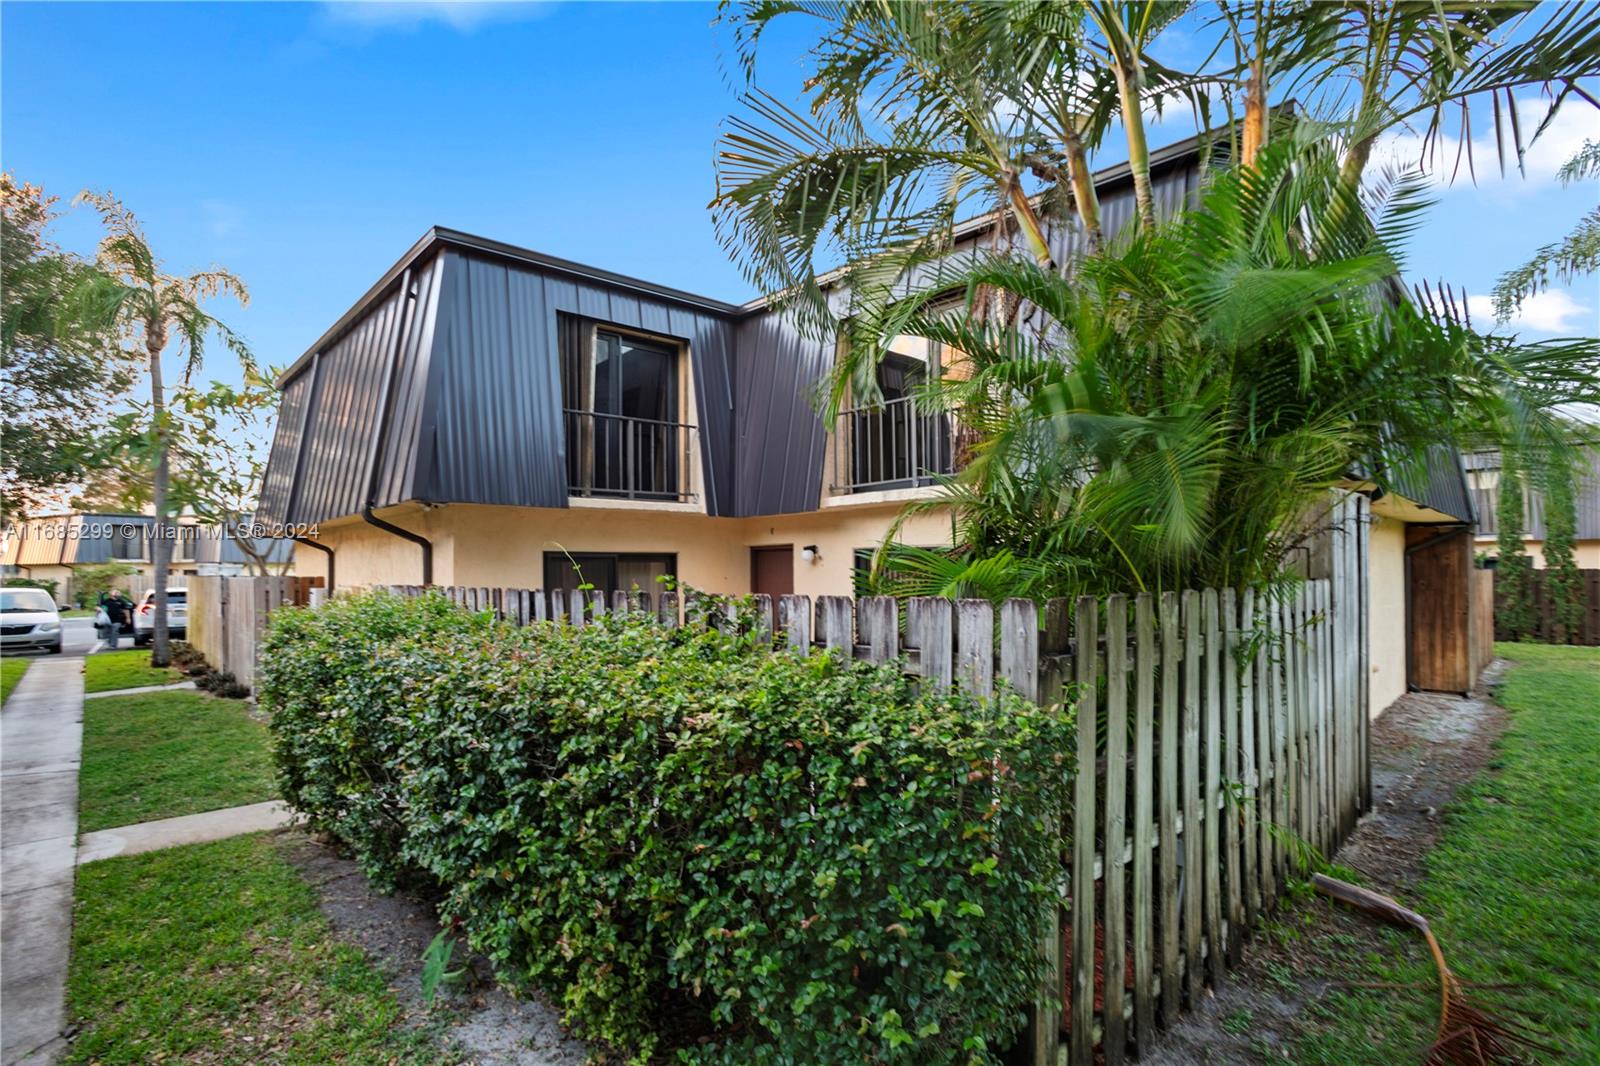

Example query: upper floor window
[832,335,954,494]
[110,524,145,561]
[562,320,693,501]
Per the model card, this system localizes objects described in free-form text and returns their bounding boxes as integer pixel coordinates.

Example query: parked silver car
[0,587,64,654]
[132,587,188,646]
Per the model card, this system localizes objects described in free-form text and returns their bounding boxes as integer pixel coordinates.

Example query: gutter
[359,267,434,586]
[291,536,335,592]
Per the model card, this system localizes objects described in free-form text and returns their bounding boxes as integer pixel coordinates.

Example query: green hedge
[261,591,1074,1064]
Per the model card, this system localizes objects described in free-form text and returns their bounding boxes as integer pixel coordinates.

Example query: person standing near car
[102,590,130,648]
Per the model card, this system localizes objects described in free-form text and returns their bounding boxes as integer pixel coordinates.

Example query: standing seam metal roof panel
[374,253,447,509]
[292,287,406,523]
[255,373,311,527]
[733,310,831,516]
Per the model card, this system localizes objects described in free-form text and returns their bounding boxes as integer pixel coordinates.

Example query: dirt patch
[1137,662,1510,1065]
[276,831,590,1066]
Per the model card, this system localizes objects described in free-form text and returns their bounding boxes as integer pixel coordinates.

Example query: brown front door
[751,546,794,599]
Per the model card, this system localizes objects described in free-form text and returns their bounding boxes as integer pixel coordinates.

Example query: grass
[65,832,452,1064]
[79,690,276,832]
[1,658,29,704]
[82,648,182,693]
[60,607,95,618]
[1292,642,1600,1064]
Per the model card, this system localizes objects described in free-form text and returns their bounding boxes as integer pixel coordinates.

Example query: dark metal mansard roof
[257,128,1363,527]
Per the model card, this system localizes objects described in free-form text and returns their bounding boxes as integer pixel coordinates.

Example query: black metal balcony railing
[565,409,695,501]
[832,395,955,494]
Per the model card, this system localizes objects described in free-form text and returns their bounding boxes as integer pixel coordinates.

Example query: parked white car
[132,588,188,647]
[0,587,64,654]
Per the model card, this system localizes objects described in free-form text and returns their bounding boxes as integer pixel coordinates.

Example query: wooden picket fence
[188,575,324,688]
[380,519,1371,1065]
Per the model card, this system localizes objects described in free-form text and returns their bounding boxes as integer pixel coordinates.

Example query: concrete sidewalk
[1,658,85,1066]
[82,680,197,700]
[77,801,292,865]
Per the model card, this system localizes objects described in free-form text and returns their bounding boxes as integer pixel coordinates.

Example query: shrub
[3,576,59,602]
[260,591,1075,1064]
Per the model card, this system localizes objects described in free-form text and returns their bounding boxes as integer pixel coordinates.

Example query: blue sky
[4,0,1596,405]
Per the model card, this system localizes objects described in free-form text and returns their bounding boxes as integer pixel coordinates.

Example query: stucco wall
[743,502,955,597]
[1474,537,1600,569]
[1367,515,1408,719]
[291,507,442,590]
[297,499,953,598]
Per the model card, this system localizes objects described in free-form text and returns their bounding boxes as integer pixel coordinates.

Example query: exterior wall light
[801,545,820,563]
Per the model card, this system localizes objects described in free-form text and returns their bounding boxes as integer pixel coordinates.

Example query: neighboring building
[1464,448,1600,568]
[1,512,292,605]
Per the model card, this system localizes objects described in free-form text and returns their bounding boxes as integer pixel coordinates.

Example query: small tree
[1,176,133,516]
[73,194,252,666]
[1495,452,1534,641]
[72,562,138,608]
[1543,457,1583,644]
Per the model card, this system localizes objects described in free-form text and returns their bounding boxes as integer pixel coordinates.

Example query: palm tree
[714,1,1126,411]
[75,193,251,665]
[860,136,1600,601]
[1492,140,1600,317]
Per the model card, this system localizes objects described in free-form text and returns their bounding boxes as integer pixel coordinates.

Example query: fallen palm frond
[1311,874,1553,1065]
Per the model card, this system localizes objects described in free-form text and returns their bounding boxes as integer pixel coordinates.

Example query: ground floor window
[543,552,676,598]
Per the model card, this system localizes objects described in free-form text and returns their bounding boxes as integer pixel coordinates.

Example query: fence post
[1102,593,1129,1064]
[816,596,853,654]
[913,597,953,689]
[1202,588,1224,986]
[1130,592,1157,1048]
[1000,599,1056,1066]
[956,599,994,693]
[1069,596,1099,1066]
[1157,590,1181,1024]
[859,597,896,661]
[779,595,811,652]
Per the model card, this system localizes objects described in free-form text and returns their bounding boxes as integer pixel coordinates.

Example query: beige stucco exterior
[293,494,954,599]
[1366,515,1408,718]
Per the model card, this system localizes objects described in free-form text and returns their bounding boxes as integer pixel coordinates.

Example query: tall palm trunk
[1063,121,1104,253]
[1110,46,1156,230]
[1241,51,1268,163]
[147,319,172,667]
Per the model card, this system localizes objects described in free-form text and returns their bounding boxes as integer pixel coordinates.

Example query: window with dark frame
[560,318,687,500]
[110,523,145,561]
[542,551,677,599]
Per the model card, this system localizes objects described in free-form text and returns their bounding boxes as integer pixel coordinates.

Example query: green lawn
[65,833,451,1064]
[60,607,95,619]
[82,649,183,693]
[1,658,29,704]
[79,690,276,832]
[1293,642,1600,1064]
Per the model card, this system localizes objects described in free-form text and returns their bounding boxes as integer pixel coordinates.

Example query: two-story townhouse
[254,130,1482,712]
[255,135,1226,602]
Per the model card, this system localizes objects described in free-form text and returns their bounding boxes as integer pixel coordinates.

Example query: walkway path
[82,680,196,700]
[77,801,292,864]
[1,658,84,1066]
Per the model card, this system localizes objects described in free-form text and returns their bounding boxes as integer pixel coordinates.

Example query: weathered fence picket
[270,501,1370,1066]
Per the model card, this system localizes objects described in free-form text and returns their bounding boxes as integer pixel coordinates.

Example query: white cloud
[1466,289,1597,336]
[1371,96,1600,192]
[318,1,553,35]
